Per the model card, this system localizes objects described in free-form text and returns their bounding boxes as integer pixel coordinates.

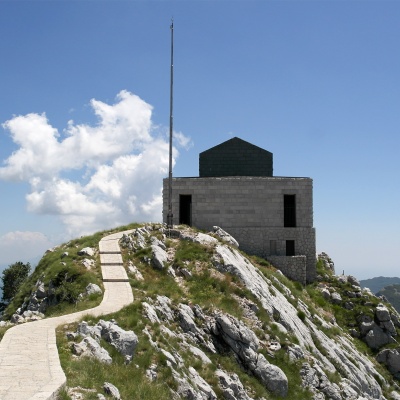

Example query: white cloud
[0,90,189,238]
[0,231,52,267]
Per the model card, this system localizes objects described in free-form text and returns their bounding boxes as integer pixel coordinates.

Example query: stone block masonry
[163,176,316,283]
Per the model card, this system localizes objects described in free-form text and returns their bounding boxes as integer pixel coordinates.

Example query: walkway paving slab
[0,229,135,400]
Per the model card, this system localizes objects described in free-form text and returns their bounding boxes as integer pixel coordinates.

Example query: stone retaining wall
[267,256,307,285]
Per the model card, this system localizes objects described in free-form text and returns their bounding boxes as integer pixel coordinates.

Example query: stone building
[163,137,316,283]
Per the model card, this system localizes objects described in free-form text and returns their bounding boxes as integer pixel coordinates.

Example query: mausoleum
[163,137,316,283]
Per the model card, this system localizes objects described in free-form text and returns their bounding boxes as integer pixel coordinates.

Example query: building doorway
[179,195,192,226]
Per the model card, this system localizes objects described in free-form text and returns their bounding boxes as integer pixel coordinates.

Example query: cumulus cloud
[0,90,189,237]
[0,231,52,267]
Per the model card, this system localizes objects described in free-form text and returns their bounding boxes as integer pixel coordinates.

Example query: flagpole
[167,19,174,229]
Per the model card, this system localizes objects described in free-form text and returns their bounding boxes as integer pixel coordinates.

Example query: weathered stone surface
[127,262,144,280]
[99,320,138,357]
[103,382,121,399]
[155,295,174,321]
[82,258,95,270]
[213,226,239,247]
[78,247,95,257]
[85,283,102,296]
[330,292,342,304]
[376,304,391,322]
[216,369,253,400]
[347,275,360,287]
[72,337,112,364]
[365,325,394,350]
[188,367,217,399]
[151,245,168,269]
[142,302,160,323]
[376,348,400,378]
[254,353,288,397]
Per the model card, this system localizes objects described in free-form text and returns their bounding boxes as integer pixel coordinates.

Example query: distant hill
[360,276,400,294]
[377,284,400,313]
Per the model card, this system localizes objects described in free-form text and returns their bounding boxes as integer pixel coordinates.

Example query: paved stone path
[0,230,134,400]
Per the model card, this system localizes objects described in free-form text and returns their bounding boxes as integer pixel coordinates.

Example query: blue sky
[0,0,399,280]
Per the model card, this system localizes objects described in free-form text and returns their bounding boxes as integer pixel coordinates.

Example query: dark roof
[199,137,273,177]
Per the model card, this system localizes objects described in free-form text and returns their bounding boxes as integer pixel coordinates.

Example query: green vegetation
[1,261,31,304]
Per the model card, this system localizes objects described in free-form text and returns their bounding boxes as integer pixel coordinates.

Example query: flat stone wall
[224,226,316,283]
[163,177,313,228]
[163,176,316,283]
[267,256,307,285]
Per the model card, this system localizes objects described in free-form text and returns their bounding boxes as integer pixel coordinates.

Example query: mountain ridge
[1,224,400,399]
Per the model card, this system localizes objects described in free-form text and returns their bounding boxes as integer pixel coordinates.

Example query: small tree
[1,261,31,303]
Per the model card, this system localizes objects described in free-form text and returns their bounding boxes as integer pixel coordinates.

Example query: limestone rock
[376,304,391,322]
[254,353,288,397]
[85,283,102,296]
[151,244,168,269]
[376,348,400,378]
[213,226,239,247]
[78,247,95,257]
[216,369,254,400]
[82,258,95,270]
[99,320,138,357]
[127,262,144,280]
[143,302,160,323]
[72,337,112,364]
[103,382,120,399]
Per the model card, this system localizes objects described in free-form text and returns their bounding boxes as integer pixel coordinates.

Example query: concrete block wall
[267,256,307,285]
[163,176,316,283]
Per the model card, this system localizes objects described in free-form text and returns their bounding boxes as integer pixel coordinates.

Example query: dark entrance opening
[284,195,296,227]
[179,195,192,226]
[286,240,295,256]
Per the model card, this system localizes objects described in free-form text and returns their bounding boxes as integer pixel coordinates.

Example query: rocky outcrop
[377,348,400,379]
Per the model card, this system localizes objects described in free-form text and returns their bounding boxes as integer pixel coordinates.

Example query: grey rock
[155,295,174,321]
[143,302,160,323]
[82,258,95,270]
[254,353,288,397]
[10,314,24,324]
[330,292,342,304]
[192,232,218,246]
[213,226,239,247]
[78,247,95,257]
[187,345,212,365]
[146,363,158,381]
[151,244,168,269]
[189,367,217,399]
[35,281,47,299]
[365,325,394,350]
[85,283,102,296]
[99,320,138,357]
[72,337,112,364]
[392,313,400,328]
[216,369,253,400]
[178,304,198,334]
[347,275,360,287]
[150,236,167,250]
[376,348,400,377]
[97,395,106,400]
[127,262,144,280]
[321,288,331,300]
[376,304,391,322]
[61,252,69,258]
[103,382,121,399]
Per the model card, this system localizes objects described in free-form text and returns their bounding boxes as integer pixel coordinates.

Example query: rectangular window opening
[179,195,192,226]
[286,240,295,256]
[284,194,296,227]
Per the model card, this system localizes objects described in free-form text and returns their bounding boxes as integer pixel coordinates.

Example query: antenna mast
[167,19,174,229]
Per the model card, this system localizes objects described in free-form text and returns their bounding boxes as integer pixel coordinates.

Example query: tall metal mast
[167,19,174,229]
